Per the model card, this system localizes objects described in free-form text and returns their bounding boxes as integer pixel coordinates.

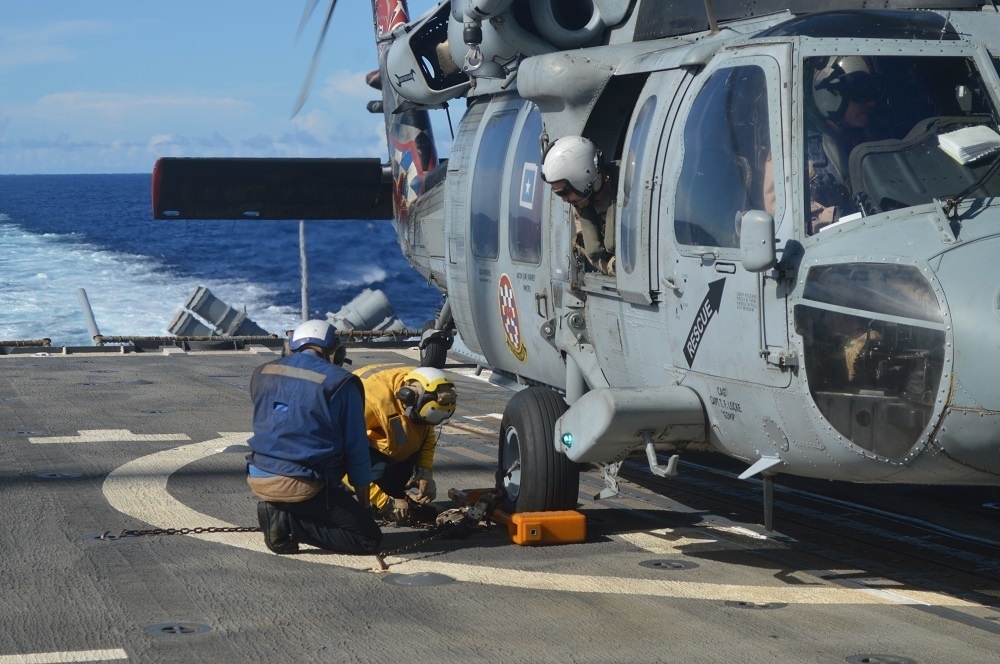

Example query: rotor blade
[296,0,320,41]
[291,0,338,118]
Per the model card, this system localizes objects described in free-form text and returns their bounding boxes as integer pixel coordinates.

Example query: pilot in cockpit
[806,55,882,232]
[806,55,884,232]
[541,135,618,276]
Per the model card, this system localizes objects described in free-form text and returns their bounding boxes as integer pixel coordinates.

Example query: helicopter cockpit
[803,53,1000,231]
[790,45,1000,462]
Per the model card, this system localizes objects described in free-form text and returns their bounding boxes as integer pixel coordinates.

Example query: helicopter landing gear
[497,387,579,513]
[419,324,451,369]
[419,301,454,369]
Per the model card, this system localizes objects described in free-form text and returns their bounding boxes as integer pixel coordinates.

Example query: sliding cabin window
[508,106,544,265]
[471,110,517,260]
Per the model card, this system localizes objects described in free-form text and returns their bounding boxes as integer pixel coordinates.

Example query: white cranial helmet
[289,320,338,352]
[812,56,880,121]
[541,135,603,198]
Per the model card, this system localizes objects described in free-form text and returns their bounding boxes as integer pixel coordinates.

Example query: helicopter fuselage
[392,3,1000,495]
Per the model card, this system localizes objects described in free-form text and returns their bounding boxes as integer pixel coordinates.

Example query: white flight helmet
[541,135,603,199]
[288,319,345,364]
[395,367,458,425]
[812,56,880,121]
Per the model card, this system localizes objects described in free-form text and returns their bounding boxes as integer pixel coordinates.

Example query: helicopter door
[500,104,567,381]
[466,101,566,382]
[665,55,791,388]
[466,103,518,370]
[616,69,688,304]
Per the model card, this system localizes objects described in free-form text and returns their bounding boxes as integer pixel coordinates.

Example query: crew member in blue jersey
[246,319,381,555]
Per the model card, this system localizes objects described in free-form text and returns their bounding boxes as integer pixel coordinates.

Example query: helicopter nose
[932,239,1000,476]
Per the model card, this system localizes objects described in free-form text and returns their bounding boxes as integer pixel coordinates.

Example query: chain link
[373,489,505,571]
[374,519,487,571]
[102,491,507,572]
[101,526,260,540]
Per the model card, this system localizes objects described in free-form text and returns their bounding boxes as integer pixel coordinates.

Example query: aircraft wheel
[420,338,448,369]
[497,387,579,513]
[419,320,448,369]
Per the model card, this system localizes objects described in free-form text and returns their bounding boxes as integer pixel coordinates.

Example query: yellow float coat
[352,365,436,509]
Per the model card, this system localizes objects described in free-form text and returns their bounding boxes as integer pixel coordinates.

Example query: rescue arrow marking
[683,278,726,368]
[102,436,982,607]
[29,429,191,444]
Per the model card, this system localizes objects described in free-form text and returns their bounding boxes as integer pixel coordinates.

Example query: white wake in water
[0,222,301,346]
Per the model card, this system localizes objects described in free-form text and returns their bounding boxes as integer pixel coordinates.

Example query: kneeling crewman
[247,320,381,555]
[354,365,457,523]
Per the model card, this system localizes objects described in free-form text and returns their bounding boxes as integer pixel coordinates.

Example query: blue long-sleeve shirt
[247,351,372,489]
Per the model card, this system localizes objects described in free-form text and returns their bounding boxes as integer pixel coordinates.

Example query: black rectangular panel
[151,157,394,220]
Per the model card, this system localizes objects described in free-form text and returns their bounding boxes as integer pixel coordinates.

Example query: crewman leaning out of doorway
[246,319,382,555]
[541,135,618,276]
[351,365,458,524]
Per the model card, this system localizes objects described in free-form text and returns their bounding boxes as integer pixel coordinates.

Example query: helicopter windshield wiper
[942,152,1000,219]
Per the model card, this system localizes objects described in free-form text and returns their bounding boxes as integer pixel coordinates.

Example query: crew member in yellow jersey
[352,365,458,523]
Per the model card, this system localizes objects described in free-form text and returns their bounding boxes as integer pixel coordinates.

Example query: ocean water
[0,174,443,346]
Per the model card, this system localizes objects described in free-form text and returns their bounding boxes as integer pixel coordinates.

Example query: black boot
[257,501,298,554]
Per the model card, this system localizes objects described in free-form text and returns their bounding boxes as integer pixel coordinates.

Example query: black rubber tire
[497,387,579,513]
[420,338,448,369]
[419,320,448,369]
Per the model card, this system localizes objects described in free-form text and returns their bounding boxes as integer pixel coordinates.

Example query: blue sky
[0,0,446,175]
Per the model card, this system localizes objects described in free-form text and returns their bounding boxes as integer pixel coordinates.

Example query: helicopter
[153,0,1000,527]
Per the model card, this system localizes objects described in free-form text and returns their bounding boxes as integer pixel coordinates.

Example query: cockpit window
[675,65,772,248]
[471,110,517,260]
[804,55,1000,234]
[758,10,960,40]
[508,107,543,265]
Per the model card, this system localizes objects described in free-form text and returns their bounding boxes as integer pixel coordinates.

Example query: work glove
[390,496,411,523]
[406,466,436,504]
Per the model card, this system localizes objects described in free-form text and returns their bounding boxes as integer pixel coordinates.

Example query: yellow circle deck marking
[102,435,982,608]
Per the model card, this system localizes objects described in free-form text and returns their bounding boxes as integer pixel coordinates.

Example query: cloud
[196,132,233,149]
[21,92,258,141]
[18,134,102,151]
[318,70,377,102]
[0,20,110,69]
[36,91,252,116]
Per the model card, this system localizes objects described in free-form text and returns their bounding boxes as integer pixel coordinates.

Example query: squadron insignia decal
[684,278,726,368]
[498,274,527,362]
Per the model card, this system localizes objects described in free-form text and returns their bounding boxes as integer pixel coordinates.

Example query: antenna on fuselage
[704,0,720,34]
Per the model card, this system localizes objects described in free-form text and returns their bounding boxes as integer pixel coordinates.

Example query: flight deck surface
[1,345,998,663]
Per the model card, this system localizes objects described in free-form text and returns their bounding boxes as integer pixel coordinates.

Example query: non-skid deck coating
[1,345,997,663]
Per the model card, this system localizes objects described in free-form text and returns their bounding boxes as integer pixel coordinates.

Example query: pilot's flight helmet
[289,319,339,353]
[396,367,458,425]
[541,135,603,199]
[812,56,880,121]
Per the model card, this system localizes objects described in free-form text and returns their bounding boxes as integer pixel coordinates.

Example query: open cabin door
[614,70,690,305]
